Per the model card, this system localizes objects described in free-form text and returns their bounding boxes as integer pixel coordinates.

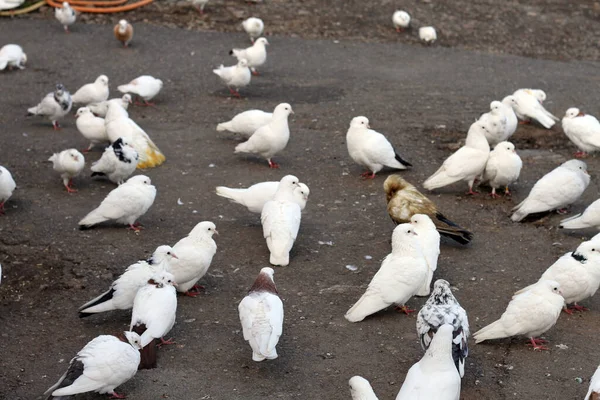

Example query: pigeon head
[96,75,109,86]
[189,221,218,238]
[489,101,503,114]
[148,245,178,265]
[564,107,581,119]
[123,331,143,350]
[255,37,269,46]
[148,270,177,288]
[383,174,413,200]
[348,376,375,398]
[502,95,518,109]
[62,1,69,7]
[297,183,310,201]
[429,279,458,305]
[75,107,91,118]
[410,214,436,230]
[248,267,278,294]
[55,83,65,94]
[118,20,128,32]
[391,223,419,251]
[273,103,293,117]
[350,116,370,129]
[238,58,249,68]
[532,89,546,103]
[122,94,133,104]
[278,175,300,191]
[67,149,82,163]
[572,240,600,264]
[424,323,454,360]
[126,175,152,185]
[493,141,516,154]
[561,159,588,175]
[533,279,562,297]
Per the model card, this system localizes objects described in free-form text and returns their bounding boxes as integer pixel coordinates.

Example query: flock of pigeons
[2,2,600,400]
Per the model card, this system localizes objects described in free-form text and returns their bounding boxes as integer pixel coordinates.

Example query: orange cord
[46,0,154,13]
[62,0,129,6]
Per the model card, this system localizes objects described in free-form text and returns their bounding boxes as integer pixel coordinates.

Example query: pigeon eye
[593,249,596,252]
[167,251,171,255]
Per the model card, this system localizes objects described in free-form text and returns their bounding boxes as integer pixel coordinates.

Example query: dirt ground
[1,4,600,400]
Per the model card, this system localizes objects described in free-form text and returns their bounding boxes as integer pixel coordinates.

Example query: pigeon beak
[172,281,178,287]
[171,253,179,259]
[214,229,219,235]
[367,124,371,129]
[412,231,418,236]
[290,109,295,114]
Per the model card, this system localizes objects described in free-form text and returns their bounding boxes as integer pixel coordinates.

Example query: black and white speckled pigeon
[416,279,469,378]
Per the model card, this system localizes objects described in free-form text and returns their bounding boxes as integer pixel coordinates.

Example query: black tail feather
[91,172,106,177]
[394,152,412,167]
[78,288,115,318]
[435,213,473,245]
[228,49,234,55]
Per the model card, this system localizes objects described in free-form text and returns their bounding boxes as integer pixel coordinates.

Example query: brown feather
[113,23,133,46]
[591,392,600,400]
[132,324,157,370]
[248,271,279,295]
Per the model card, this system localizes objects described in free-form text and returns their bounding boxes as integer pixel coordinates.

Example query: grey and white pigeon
[216,108,272,138]
[346,116,412,179]
[235,103,293,168]
[479,102,508,146]
[0,44,27,70]
[213,59,251,98]
[78,245,178,317]
[511,159,590,222]
[169,221,218,296]
[44,332,141,399]
[75,107,109,152]
[349,376,379,400]
[416,280,469,378]
[216,179,309,213]
[91,137,139,185]
[78,175,156,231]
[88,94,132,118]
[238,267,284,361]
[481,141,523,198]
[395,324,461,400]
[55,1,76,32]
[48,149,85,193]
[117,75,163,106]
[230,38,268,75]
[345,224,428,322]
[242,17,264,42]
[0,166,16,215]
[72,75,109,105]
[27,83,72,130]
[562,107,600,158]
[560,198,600,231]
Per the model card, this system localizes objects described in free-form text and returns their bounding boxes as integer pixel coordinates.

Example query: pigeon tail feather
[423,167,461,190]
[473,320,507,343]
[559,213,586,229]
[394,152,412,168]
[78,209,109,228]
[78,288,116,317]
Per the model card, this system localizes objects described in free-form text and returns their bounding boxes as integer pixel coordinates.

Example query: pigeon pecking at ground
[117,75,163,106]
[392,10,410,32]
[0,44,26,70]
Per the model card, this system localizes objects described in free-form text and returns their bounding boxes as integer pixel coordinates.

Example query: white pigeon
[423,121,490,194]
[585,365,600,400]
[78,245,178,317]
[392,10,410,32]
[346,116,412,179]
[261,175,302,266]
[130,270,178,347]
[238,267,284,361]
[213,59,252,98]
[499,95,519,139]
[562,107,600,158]
[411,214,440,297]
[515,240,600,313]
[479,102,508,146]
[216,179,309,213]
[511,88,558,129]
[0,44,27,70]
[242,17,264,42]
[419,26,437,44]
[117,75,163,106]
[511,159,590,222]
[235,103,293,168]
[0,0,25,11]
[416,280,470,378]
[27,83,72,130]
[55,1,76,33]
[75,107,109,152]
[105,102,165,168]
[230,37,269,74]
[560,199,600,231]
[191,0,209,14]
[48,149,85,193]
[0,166,16,215]
[345,223,429,322]
[91,137,139,185]
[88,94,132,117]
[216,109,272,138]
[395,324,461,400]
[78,175,156,230]
[349,376,380,400]
[481,141,523,198]
[72,75,109,105]
[473,280,564,350]
[44,332,141,399]
[169,221,218,296]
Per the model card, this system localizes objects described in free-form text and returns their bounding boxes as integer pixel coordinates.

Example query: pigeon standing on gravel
[514,240,600,313]
[78,175,156,231]
[384,175,473,244]
[44,332,141,399]
[242,17,264,42]
[511,89,558,129]
[346,116,412,179]
[88,94,132,118]
[423,121,490,194]
[230,38,269,75]
[345,224,429,322]
[48,149,85,193]
[27,83,72,130]
[396,324,461,400]
[261,175,302,266]
[213,59,251,98]
[238,267,284,362]
[349,376,379,400]
[72,75,109,106]
[561,108,600,158]
[392,10,410,31]
[216,108,272,138]
[479,101,508,146]
[560,199,600,231]
[91,137,139,185]
[118,75,163,106]
[78,245,178,317]
[113,19,134,47]
[585,365,600,400]
[235,103,293,168]
[473,280,564,350]
[55,1,76,33]
[481,141,523,198]
[0,166,16,215]
[0,44,26,70]
[410,214,440,297]
[216,179,309,213]
[511,159,590,222]
[169,221,218,297]
[419,26,437,44]
[416,280,469,377]
[75,107,109,152]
